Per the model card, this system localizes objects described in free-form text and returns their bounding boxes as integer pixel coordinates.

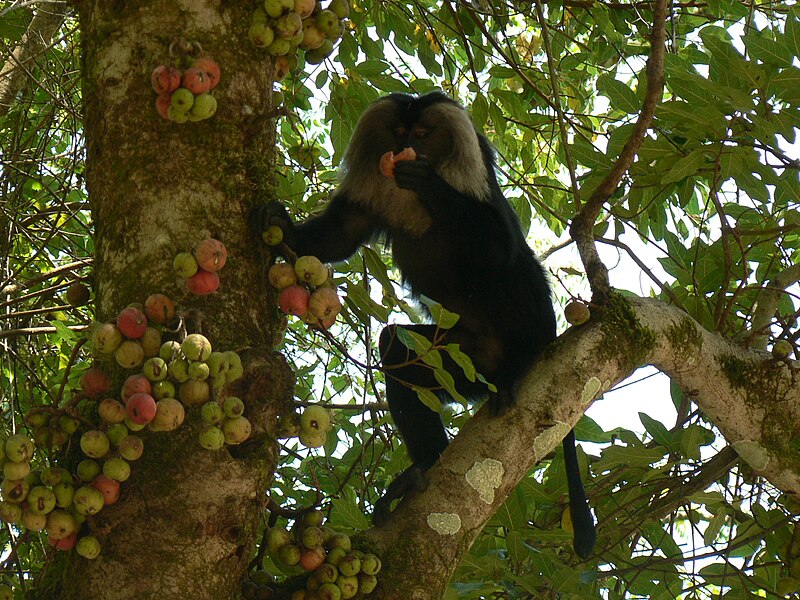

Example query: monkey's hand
[372,463,428,526]
[250,202,296,252]
[393,158,442,194]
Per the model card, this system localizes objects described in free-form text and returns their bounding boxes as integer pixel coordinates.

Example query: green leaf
[329,492,371,531]
[419,296,460,329]
[744,32,794,67]
[663,149,706,184]
[639,413,673,449]
[413,387,443,413]
[786,6,800,56]
[597,74,640,114]
[445,344,476,382]
[768,66,800,105]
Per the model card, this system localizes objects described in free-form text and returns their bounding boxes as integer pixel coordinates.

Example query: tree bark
[364,295,800,599]
[33,2,290,598]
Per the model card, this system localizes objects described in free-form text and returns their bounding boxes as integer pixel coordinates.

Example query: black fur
[253,92,595,558]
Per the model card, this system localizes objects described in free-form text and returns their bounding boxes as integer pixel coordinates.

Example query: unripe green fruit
[564,300,591,326]
[73,486,104,515]
[106,423,129,446]
[25,410,49,428]
[266,526,291,554]
[58,415,80,434]
[179,379,210,406]
[328,533,351,552]
[150,398,185,432]
[201,401,225,426]
[92,323,123,354]
[278,543,301,566]
[98,398,126,424]
[267,37,292,56]
[159,340,183,361]
[198,425,225,450]
[0,501,22,523]
[6,434,34,463]
[118,435,144,461]
[4,460,30,480]
[124,416,147,432]
[315,10,338,34]
[168,358,190,382]
[300,405,331,433]
[318,582,342,600]
[26,486,56,515]
[314,562,338,584]
[76,535,102,559]
[299,429,327,448]
[225,351,244,383]
[115,339,144,369]
[2,478,29,504]
[170,88,194,112]
[249,22,275,48]
[190,93,217,120]
[275,11,302,38]
[336,575,358,599]
[358,573,377,594]
[152,380,176,400]
[252,6,268,23]
[772,339,793,359]
[223,396,245,418]
[173,252,199,278]
[188,361,210,381]
[325,547,346,567]
[262,225,284,246]
[182,333,212,361]
[305,39,334,64]
[80,430,110,459]
[53,483,75,508]
[46,509,78,540]
[206,352,228,378]
[328,0,349,18]
[360,553,381,575]
[263,0,286,18]
[103,457,131,482]
[77,459,101,482]
[302,509,324,527]
[22,509,47,531]
[40,467,64,487]
[295,255,328,286]
[301,525,324,548]
[143,357,168,381]
[337,553,360,577]
[223,416,252,445]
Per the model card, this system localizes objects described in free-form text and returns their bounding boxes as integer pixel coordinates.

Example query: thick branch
[568,0,667,298]
[365,296,800,599]
[0,1,70,117]
[750,262,800,350]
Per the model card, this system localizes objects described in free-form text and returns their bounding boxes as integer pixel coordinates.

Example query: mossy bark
[31,2,291,598]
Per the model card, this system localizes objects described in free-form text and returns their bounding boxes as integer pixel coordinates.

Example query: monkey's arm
[252,196,378,263]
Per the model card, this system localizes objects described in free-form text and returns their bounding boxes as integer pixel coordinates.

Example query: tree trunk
[33,2,290,598]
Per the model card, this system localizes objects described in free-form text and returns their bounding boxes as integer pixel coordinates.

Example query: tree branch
[750,262,800,351]
[568,0,667,299]
[0,1,70,117]
[365,296,800,599]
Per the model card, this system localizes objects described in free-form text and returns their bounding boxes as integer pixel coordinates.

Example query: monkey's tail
[563,428,596,559]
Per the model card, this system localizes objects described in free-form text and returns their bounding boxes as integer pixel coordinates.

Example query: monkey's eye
[413,127,428,139]
[394,127,408,139]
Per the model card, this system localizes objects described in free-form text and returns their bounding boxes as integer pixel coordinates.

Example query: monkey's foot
[372,463,428,526]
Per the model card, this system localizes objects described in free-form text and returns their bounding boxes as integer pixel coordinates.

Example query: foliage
[0,0,798,598]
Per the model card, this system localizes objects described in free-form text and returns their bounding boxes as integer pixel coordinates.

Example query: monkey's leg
[373,323,489,525]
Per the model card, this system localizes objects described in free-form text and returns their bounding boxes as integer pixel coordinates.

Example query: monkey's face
[337,92,492,234]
